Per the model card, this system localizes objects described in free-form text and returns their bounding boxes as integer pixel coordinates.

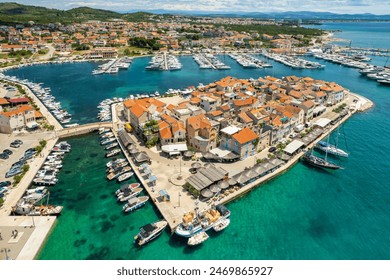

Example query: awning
[161,143,188,154]
[26,121,39,129]
[283,140,305,155]
[313,118,331,128]
[169,151,181,156]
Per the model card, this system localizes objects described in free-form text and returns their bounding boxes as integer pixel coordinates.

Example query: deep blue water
[6,22,390,260]
[304,21,390,49]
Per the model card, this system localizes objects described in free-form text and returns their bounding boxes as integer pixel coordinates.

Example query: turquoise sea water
[6,22,390,260]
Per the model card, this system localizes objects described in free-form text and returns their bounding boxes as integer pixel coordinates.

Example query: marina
[192,53,231,70]
[1,21,389,261]
[262,52,325,69]
[229,53,272,68]
[92,57,132,75]
[146,53,182,71]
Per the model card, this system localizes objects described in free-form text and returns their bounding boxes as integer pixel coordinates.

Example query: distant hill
[0,2,122,24]
[128,9,390,21]
[0,2,389,26]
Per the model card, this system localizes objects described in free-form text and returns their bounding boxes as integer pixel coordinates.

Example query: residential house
[0,105,37,134]
[186,114,217,153]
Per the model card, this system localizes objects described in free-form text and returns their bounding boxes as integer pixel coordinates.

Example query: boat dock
[145,53,182,71]
[192,53,230,70]
[92,57,132,75]
[229,53,272,68]
[262,52,325,69]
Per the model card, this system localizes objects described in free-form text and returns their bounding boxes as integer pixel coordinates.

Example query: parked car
[5,168,22,178]
[0,153,9,160]
[3,149,13,155]
[0,181,11,188]
[268,147,276,153]
[10,142,21,148]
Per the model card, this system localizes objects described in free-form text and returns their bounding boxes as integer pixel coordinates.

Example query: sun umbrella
[191,162,202,169]
[209,185,221,193]
[218,180,229,189]
[200,188,213,198]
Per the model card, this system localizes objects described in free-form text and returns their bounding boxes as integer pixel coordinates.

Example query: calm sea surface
[304,21,390,49]
[6,22,390,260]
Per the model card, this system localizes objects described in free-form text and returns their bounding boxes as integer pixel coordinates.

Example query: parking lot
[0,131,55,185]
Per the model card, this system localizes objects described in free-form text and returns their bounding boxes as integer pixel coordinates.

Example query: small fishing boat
[213,218,230,232]
[187,231,209,246]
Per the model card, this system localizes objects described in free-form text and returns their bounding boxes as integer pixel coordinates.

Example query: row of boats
[99,129,123,158]
[229,54,272,68]
[33,141,71,186]
[263,52,325,69]
[97,98,123,122]
[0,74,75,126]
[133,204,231,247]
[92,57,132,75]
[115,183,149,213]
[192,53,231,70]
[146,53,182,71]
[12,141,71,216]
[359,66,390,85]
[313,53,390,85]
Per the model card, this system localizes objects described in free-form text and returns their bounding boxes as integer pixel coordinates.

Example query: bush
[39,139,47,147]
[0,197,4,206]
[14,174,23,185]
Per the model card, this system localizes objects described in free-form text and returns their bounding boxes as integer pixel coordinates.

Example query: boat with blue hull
[174,205,230,238]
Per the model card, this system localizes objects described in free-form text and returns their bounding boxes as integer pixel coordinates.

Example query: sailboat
[302,136,341,170]
[315,124,349,158]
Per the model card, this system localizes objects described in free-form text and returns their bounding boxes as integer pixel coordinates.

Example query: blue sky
[1,0,390,14]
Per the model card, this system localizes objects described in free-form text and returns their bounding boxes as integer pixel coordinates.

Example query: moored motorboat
[105,149,121,158]
[117,171,134,182]
[122,196,149,213]
[175,204,231,238]
[115,183,141,195]
[107,166,132,180]
[117,187,143,202]
[134,220,168,246]
[106,158,126,168]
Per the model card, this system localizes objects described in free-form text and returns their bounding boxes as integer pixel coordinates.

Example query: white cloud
[1,0,389,14]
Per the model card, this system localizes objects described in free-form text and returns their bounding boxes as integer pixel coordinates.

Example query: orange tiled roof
[130,105,147,118]
[238,112,253,123]
[1,105,34,118]
[160,126,173,140]
[209,110,223,117]
[0,98,9,105]
[302,100,315,109]
[172,121,185,134]
[232,127,258,144]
